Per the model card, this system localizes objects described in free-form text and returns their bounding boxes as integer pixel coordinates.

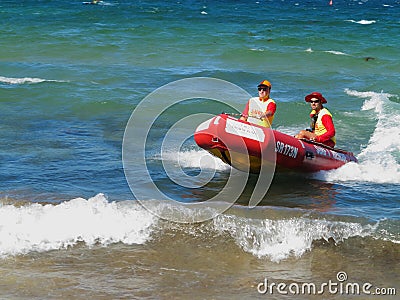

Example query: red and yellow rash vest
[312,107,336,146]
[242,97,276,128]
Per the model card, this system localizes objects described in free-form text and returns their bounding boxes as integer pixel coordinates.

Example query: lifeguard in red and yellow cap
[240,80,276,128]
[295,92,336,147]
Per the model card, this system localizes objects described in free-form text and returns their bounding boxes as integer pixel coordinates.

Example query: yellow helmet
[257,80,272,89]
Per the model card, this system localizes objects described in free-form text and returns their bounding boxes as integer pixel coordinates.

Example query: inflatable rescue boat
[194,114,357,173]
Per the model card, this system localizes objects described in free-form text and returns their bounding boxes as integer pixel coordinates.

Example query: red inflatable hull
[194,114,357,173]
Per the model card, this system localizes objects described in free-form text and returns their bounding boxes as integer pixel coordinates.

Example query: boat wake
[161,149,230,172]
[317,90,400,184]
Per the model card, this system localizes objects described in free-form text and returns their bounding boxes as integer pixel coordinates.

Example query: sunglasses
[258,87,269,91]
[310,100,320,104]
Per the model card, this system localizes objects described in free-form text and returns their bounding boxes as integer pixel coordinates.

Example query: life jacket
[312,107,336,144]
[247,97,275,128]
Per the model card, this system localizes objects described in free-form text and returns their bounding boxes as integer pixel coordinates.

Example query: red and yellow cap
[257,80,272,89]
[305,92,327,104]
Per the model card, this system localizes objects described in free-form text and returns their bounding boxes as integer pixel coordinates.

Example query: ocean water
[0,0,399,299]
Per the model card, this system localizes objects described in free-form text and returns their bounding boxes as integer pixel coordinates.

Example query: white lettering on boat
[315,146,329,157]
[275,141,298,158]
[331,151,348,162]
[225,118,265,142]
[315,146,349,162]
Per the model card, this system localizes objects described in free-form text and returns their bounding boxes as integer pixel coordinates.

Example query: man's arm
[240,100,250,120]
[261,102,276,119]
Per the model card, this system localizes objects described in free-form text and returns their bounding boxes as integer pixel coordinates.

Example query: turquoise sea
[0,0,399,299]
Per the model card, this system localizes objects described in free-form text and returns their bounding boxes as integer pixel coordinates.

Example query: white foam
[0,76,66,85]
[0,194,155,257]
[346,19,376,25]
[162,149,230,171]
[317,90,400,184]
[250,48,265,52]
[214,214,374,262]
[324,50,350,56]
[305,48,350,56]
